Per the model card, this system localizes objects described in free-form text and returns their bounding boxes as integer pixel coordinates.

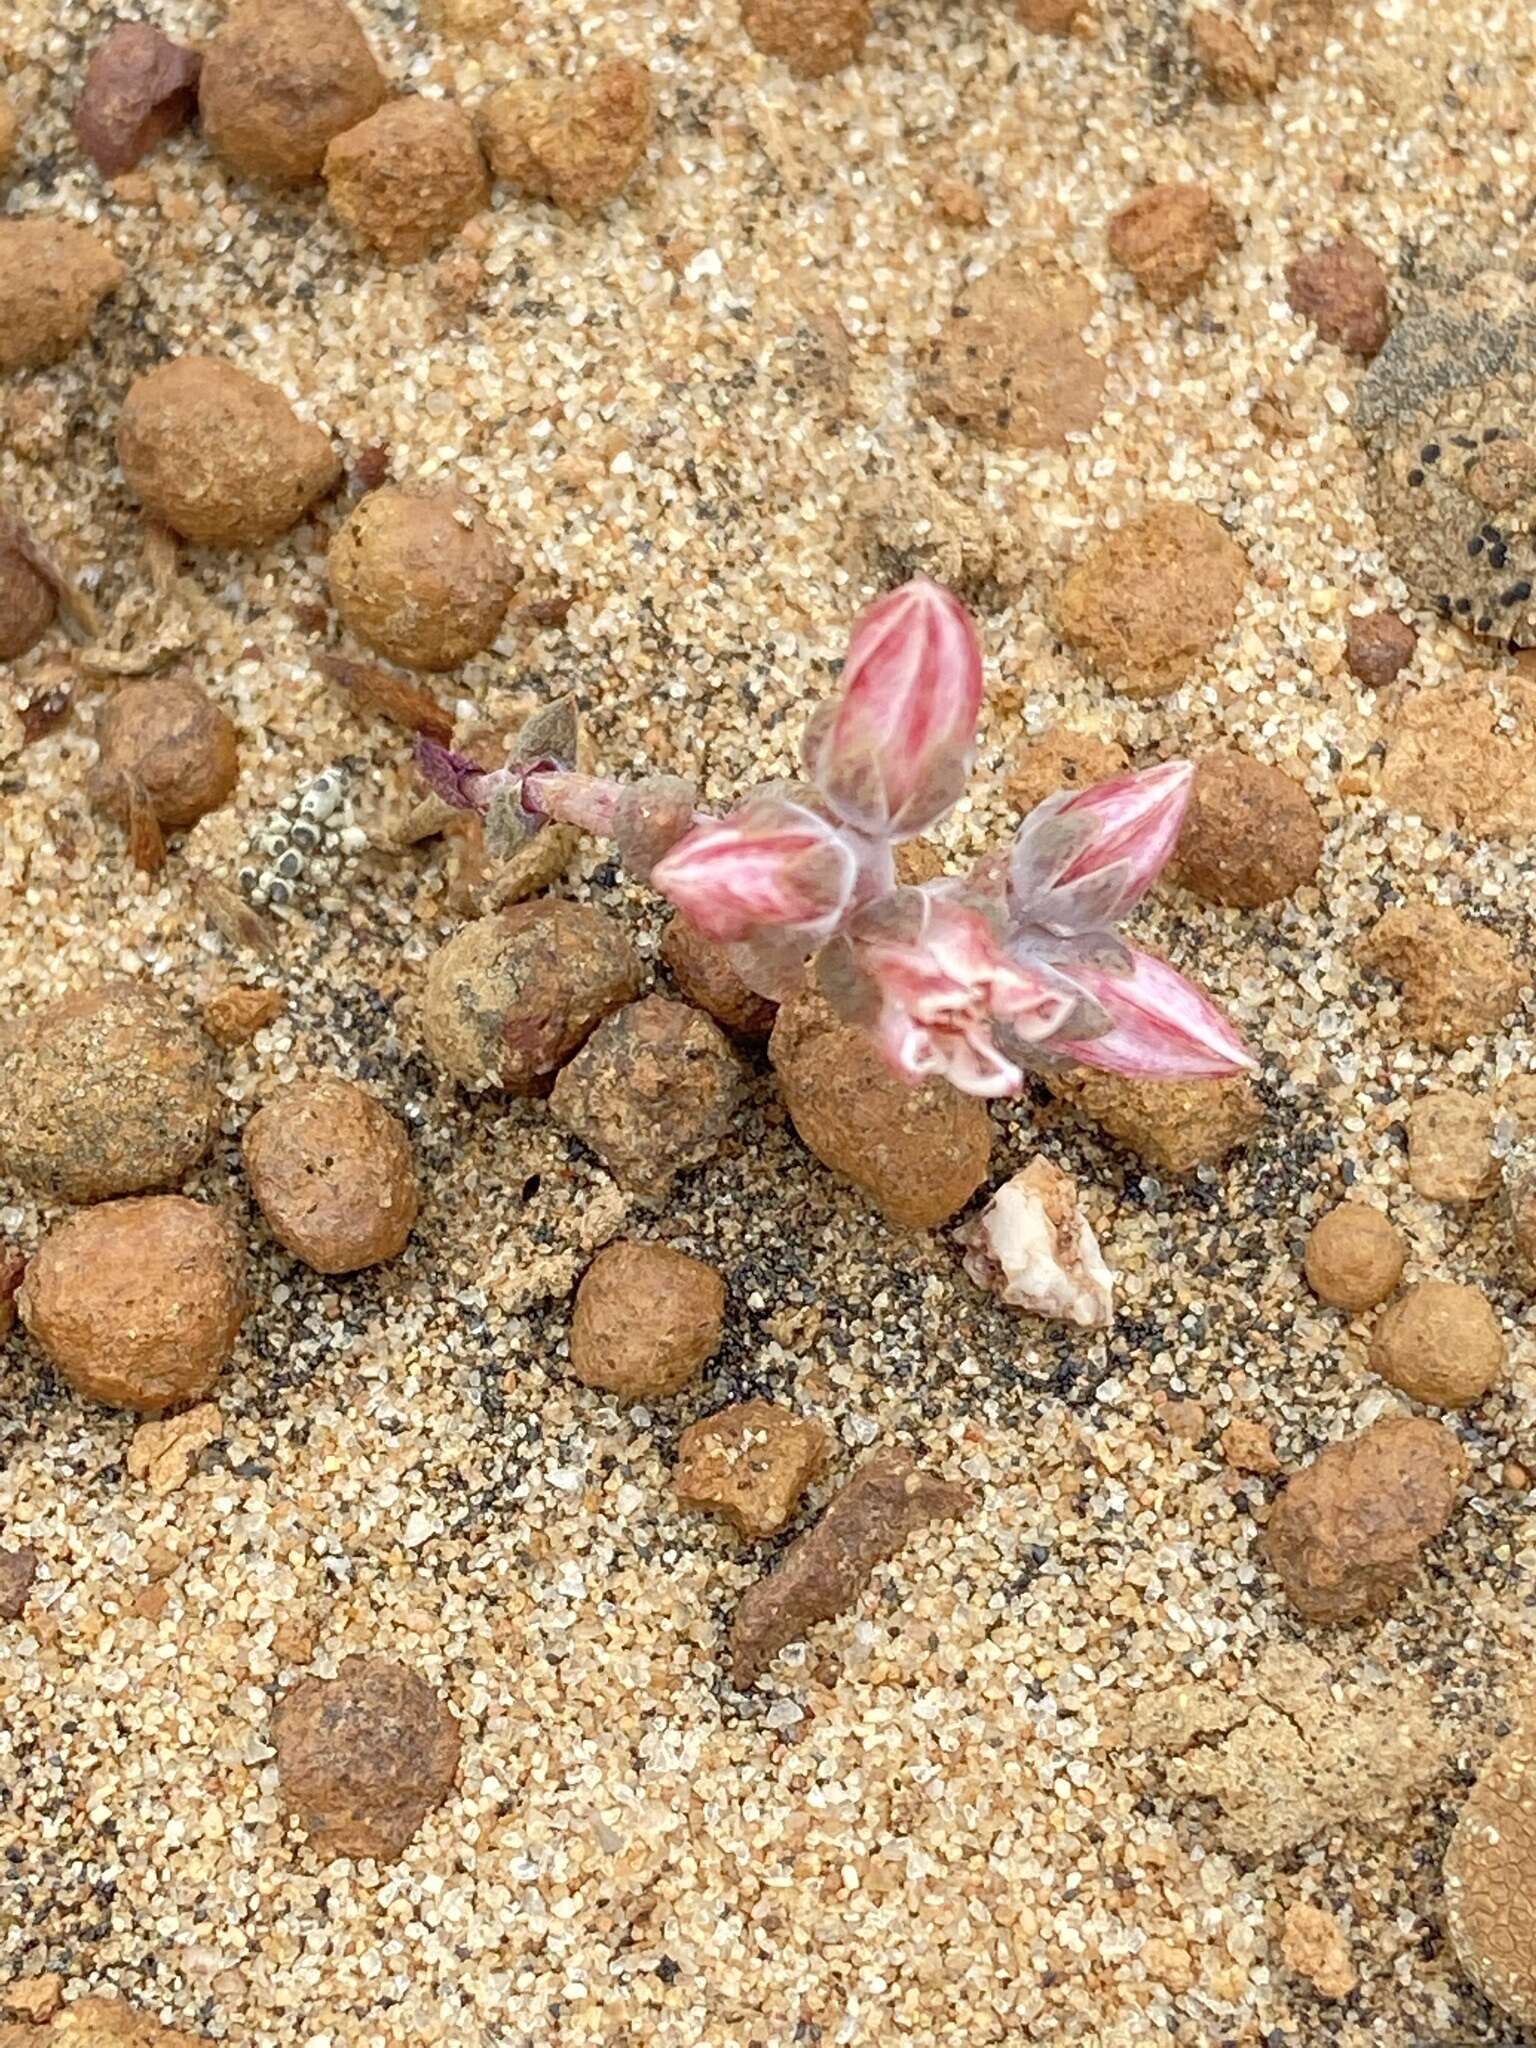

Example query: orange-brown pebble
[929,175,986,227]
[243,1076,420,1274]
[323,97,490,263]
[1016,0,1087,27]
[1,1993,209,2042]
[1357,902,1525,1050]
[0,981,220,1204]
[0,220,124,372]
[1046,1063,1263,1176]
[479,60,653,216]
[1407,1089,1498,1203]
[327,484,517,670]
[740,0,872,75]
[94,675,239,831]
[117,357,341,548]
[272,1655,460,1861]
[19,1196,246,1414]
[674,1400,830,1539]
[1445,1724,1536,2032]
[199,0,385,184]
[1344,608,1415,688]
[660,918,778,1038]
[0,510,58,662]
[201,984,284,1048]
[1221,1417,1280,1475]
[1172,749,1324,908]
[1107,181,1238,307]
[924,266,1106,451]
[1007,728,1128,815]
[1280,1902,1357,2001]
[1303,1200,1405,1312]
[569,1240,725,1398]
[769,988,992,1229]
[1370,1279,1505,1409]
[1263,1414,1464,1623]
[1189,11,1276,99]
[1286,235,1392,356]
[1056,504,1247,697]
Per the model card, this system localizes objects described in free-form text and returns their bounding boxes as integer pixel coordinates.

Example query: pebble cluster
[236,766,365,913]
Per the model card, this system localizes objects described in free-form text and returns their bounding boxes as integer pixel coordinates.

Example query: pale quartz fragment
[959,1157,1114,1328]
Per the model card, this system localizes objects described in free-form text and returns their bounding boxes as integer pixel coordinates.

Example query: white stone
[958,1158,1114,1329]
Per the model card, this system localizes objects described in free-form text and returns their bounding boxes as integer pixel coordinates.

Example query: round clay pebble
[549,997,744,1198]
[272,1654,460,1861]
[117,357,341,548]
[0,510,57,662]
[569,1240,725,1398]
[1303,1200,1406,1312]
[1172,749,1324,907]
[327,485,517,670]
[243,1076,419,1274]
[0,981,220,1203]
[94,675,239,830]
[660,917,778,1038]
[1345,608,1415,688]
[0,219,124,373]
[1285,235,1392,357]
[1370,1279,1505,1409]
[422,901,642,1094]
[199,0,385,184]
[323,97,490,264]
[478,60,653,218]
[740,0,871,75]
[1107,180,1238,308]
[1445,1723,1536,2032]
[1055,505,1247,698]
[19,1196,246,1413]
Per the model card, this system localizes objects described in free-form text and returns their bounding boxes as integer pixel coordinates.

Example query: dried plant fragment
[75,22,202,177]
[320,652,454,745]
[959,1157,1113,1328]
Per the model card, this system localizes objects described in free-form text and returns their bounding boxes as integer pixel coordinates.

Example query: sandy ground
[4,0,1536,2041]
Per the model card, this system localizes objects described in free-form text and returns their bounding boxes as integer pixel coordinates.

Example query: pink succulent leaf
[649,795,859,946]
[414,738,514,814]
[1008,760,1193,931]
[805,577,984,841]
[847,887,1076,1098]
[1047,948,1257,1081]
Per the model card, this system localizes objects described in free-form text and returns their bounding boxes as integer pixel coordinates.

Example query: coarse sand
[3,0,1536,2042]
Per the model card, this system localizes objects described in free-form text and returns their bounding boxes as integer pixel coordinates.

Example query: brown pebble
[1286,235,1392,356]
[126,1402,223,1497]
[660,917,778,1038]
[1370,1279,1505,1409]
[17,682,73,746]
[93,676,239,832]
[568,1241,725,1399]
[924,265,1106,451]
[74,22,201,177]
[0,1243,23,1345]
[421,901,642,1094]
[1221,1417,1280,1475]
[199,0,385,184]
[0,1974,62,2025]
[1046,1063,1263,1176]
[20,1196,247,1414]
[675,1400,830,1540]
[1056,504,1247,697]
[1007,728,1128,816]
[328,485,517,671]
[201,984,284,1049]
[323,97,490,264]
[118,357,341,548]
[1511,1169,1536,1281]
[0,981,220,1204]
[550,997,744,1199]
[243,1076,419,1274]
[1380,674,1536,842]
[1016,0,1087,28]
[0,220,124,373]
[1281,1901,1357,2001]
[480,60,653,217]
[1357,901,1525,1050]
[1172,749,1324,908]
[0,508,58,662]
[272,1655,460,1861]
[1445,1723,1536,2033]
[769,988,992,1229]
[1344,608,1415,688]
[1303,1200,1406,1312]
[0,1545,37,1621]
[1189,11,1276,100]
[740,0,872,75]
[1263,1414,1464,1623]
[1408,1089,1499,1203]
[1107,181,1238,308]
[730,1450,971,1685]
[929,174,986,227]
[1,1994,202,2043]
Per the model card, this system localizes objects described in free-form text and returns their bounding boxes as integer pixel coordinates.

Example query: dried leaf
[17,681,73,748]
[320,653,454,745]
[192,870,278,957]
[517,592,576,627]
[352,443,391,492]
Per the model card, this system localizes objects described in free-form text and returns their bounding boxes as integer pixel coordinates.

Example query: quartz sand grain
[3,0,1536,2042]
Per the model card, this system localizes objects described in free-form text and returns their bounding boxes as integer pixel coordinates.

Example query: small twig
[319,653,454,746]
